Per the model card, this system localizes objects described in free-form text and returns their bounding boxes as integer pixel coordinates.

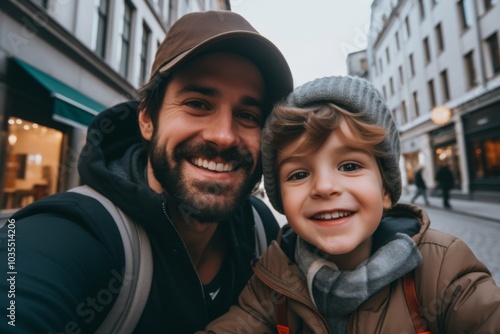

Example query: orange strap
[276,293,290,334]
[403,271,431,334]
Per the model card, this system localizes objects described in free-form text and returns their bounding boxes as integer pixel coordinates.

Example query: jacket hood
[78,101,165,221]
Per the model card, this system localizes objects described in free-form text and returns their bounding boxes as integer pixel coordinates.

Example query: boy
[201,76,500,333]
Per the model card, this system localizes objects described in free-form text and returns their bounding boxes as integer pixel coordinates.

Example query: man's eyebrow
[177,84,220,97]
[177,84,263,108]
[240,96,263,108]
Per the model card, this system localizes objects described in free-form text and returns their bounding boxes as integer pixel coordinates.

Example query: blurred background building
[0,0,230,217]
[353,0,500,201]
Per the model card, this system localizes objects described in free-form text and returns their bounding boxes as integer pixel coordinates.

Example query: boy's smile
[278,122,392,269]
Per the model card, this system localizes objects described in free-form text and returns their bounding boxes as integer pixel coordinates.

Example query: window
[418,0,426,19]
[140,23,151,84]
[119,1,134,77]
[401,101,408,124]
[413,91,420,117]
[423,37,431,63]
[379,58,383,73]
[484,0,497,11]
[464,51,477,88]
[395,32,400,51]
[93,0,109,58]
[2,118,63,210]
[390,77,394,95]
[386,47,391,64]
[486,32,500,75]
[435,23,445,52]
[399,65,404,84]
[457,0,472,30]
[383,86,387,100]
[405,16,411,38]
[409,53,415,77]
[439,70,450,102]
[428,79,436,107]
[470,137,500,180]
[392,108,398,126]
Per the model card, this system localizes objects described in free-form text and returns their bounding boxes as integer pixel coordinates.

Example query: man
[0,11,293,333]
[410,165,430,206]
[435,161,454,209]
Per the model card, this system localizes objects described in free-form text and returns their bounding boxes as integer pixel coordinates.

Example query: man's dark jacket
[0,101,278,333]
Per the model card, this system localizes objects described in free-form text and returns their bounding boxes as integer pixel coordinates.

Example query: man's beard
[148,135,262,223]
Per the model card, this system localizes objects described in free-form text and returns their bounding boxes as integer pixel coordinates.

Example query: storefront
[0,58,105,212]
[463,101,500,192]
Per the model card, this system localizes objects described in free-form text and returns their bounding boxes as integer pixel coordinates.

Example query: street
[260,195,500,285]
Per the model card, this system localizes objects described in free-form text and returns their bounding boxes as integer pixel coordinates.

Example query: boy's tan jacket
[202,205,500,333]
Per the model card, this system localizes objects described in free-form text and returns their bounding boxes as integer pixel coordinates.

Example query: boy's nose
[310,171,341,198]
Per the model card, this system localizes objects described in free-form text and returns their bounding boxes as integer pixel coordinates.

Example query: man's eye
[237,111,261,125]
[339,163,361,172]
[185,100,209,109]
[288,171,309,181]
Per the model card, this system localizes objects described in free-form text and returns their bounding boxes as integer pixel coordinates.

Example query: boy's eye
[339,163,362,172]
[288,171,309,181]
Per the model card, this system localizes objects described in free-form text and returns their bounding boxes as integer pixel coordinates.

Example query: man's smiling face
[139,52,265,223]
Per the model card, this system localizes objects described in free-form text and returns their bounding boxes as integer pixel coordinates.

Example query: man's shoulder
[11,191,124,253]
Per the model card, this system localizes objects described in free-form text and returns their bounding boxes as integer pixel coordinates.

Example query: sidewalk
[400,190,500,223]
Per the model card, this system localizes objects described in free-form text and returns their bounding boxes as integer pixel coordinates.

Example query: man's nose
[202,109,240,149]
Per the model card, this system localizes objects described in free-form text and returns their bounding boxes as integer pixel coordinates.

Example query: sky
[230,0,374,87]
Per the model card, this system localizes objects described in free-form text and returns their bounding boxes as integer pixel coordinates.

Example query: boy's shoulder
[417,228,459,248]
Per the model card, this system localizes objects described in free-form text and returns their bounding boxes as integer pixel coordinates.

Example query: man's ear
[138,109,153,141]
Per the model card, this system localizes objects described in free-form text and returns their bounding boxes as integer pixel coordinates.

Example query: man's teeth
[191,158,235,172]
[313,211,353,220]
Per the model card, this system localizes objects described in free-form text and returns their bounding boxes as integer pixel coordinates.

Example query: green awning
[12,58,106,128]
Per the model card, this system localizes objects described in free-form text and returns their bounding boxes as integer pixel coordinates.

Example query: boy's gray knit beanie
[262,76,401,214]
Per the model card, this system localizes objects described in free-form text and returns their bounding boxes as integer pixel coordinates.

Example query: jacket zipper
[253,264,331,333]
[162,202,208,317]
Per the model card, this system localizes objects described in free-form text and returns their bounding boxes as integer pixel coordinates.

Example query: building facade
[0,0,229,216]
[367,0,500,199]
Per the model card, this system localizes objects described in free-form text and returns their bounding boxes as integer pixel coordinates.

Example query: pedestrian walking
[435,162,454,209]
[410,165,430,205]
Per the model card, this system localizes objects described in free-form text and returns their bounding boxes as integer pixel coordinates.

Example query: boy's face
[277,122,392,269]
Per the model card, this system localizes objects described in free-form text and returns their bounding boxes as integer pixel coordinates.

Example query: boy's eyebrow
[278,145,372,169]
[177,84,263,108]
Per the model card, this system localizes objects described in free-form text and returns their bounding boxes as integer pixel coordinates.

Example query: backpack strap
[403,270,431,334]
[69,186,153,334]
[250,195,280,256]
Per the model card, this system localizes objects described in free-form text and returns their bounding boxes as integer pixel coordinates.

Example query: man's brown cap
[150,10,293,104]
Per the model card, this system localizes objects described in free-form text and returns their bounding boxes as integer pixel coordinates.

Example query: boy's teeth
[192,158,234,172]
[314,211,352,220]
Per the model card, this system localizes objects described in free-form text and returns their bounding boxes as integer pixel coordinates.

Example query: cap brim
[159,31,293,105]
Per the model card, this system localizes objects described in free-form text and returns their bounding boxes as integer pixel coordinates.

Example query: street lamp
[431,106,452,125]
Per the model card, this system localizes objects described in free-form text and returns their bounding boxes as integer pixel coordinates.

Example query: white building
[367,0,500,200]
[0,0,229,215]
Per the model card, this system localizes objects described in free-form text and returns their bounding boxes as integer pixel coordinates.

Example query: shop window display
[2,118,63,210]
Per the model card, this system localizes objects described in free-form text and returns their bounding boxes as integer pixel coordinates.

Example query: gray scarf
[295,233,422,333]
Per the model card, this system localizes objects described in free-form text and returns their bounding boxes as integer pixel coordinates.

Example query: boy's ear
[382,188,392,209]
[138,109,153,141]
